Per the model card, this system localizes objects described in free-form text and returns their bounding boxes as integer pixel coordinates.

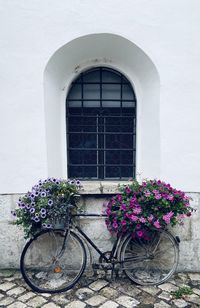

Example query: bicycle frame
[71,213,123,264]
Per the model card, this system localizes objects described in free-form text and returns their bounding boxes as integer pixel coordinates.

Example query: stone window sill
[79,181,130,195]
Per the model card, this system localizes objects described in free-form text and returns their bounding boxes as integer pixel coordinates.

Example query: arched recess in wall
[44,33,160,180]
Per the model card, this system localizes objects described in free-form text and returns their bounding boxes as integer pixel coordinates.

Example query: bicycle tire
[20,229,87,293]
[120,229,179,285]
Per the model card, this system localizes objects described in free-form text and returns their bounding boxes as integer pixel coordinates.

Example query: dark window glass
[66,67,136,180]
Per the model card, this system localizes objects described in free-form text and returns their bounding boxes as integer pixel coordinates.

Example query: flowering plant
[105,179,193,239]
[12,178,81,238]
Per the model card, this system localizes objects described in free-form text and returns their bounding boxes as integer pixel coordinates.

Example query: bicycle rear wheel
[20,229,87,293]
[120,229,179,285]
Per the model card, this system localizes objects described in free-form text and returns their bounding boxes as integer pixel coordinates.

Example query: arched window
[66,67,136,180]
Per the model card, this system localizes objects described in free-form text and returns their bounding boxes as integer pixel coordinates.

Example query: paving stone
[115,295,140,307]
[64,300,86,308]
[117,284,141,297]
[192,288,200,296]
[172,298,189,307]
[7,286,26,297]
[158,283,178,292]
[139,285,160,296]
[26,295,47,307]
[18,291,36,302]
[7,301,27,308]
[43,303,61,308]
[75,287,94,300]
[188,273,200,281]
[0,282,16,291]
[0,293,4,300]
[158,291,172,301]
[52,294,70,305]
[184,293,200,305]
[154,301,171,308]
[99,300,119,308]
[177,273,189,281]
[89,279,109,291]
[0,296,14,306]
[3,277,17,282]
[41,292,52,297]
[100,286,119,299]
[85,295,107,306]
[0,269,16,278]
[138,293,156,305]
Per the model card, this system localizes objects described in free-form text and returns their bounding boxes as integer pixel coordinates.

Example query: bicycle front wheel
[20,229,87,293]
[120,229,179,285]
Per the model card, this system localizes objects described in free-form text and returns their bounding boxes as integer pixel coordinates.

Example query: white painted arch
[44,33,160,180]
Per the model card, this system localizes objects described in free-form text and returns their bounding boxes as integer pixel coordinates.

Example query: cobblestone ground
[0,270,200,307]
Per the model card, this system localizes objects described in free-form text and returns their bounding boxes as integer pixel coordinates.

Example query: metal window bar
[66,67,136,180]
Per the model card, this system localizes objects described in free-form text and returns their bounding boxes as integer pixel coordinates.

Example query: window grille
[66,67,136,180]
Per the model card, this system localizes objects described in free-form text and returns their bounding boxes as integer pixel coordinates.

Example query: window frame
[66,67,137,180]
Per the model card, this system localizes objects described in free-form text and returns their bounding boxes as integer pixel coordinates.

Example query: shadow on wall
[43,33,160,180]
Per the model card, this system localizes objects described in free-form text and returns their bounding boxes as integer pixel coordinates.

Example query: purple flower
[11,211,16,217]
[76,180,81,186]
[26,204,31,210]
[30,208,35,214]
[42,223,47,228]
[40,192,47,197]
[34,217,40,223]
[41,213,46,219]
[46,224,52,229]
[48,200,53,206]
[40,208,46,214]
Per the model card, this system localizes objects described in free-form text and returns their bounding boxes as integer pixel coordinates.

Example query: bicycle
[20,206,180,293]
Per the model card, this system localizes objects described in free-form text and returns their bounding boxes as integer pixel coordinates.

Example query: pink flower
[106,208,111,215]
[125,187,131,194]
[121,220,127,226]
[117,194,122,202]
[136,224,141,229]
[112,222,118,229]
[144,190,151,197]
[130,215,138,222]
[148,214,154,222]
[139,217,146,223]
[163,211,174,224]
[167,194,174,201]
[133,207,141,214]
[120,204,127,211]
[137,230,143,237]
[153,220,161,229]
[155,194,162,200]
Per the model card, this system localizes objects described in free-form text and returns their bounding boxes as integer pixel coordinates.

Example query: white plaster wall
[0,0,200,193]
